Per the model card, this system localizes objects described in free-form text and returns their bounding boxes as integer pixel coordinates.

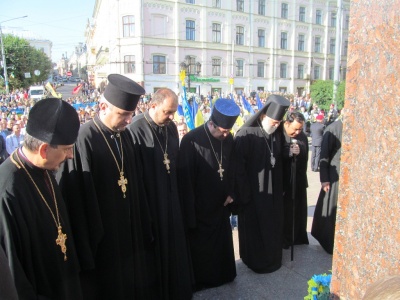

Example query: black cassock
[57,116,152,299]
[0,152,82,300]
[282,130,309,248]
[233,125,285,273]
[312,119,343,254]
[177,124,236,289]
[128,111,193,300]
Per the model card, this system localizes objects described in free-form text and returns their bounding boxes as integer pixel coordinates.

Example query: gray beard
[262,117,277,135]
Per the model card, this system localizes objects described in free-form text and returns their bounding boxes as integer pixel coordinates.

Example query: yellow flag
[45,82,62,98]
[195,109,204,128]
[232,115,244,135]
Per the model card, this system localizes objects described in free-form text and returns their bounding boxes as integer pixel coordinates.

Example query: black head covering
[210,98,240,129]
[243,94,290,127]
[26,98,80,145]
[104,74,145,111]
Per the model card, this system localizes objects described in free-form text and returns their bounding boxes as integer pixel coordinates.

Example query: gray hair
[24,133,57,152]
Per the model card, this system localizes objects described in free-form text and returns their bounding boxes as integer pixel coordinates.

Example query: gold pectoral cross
[118,172,128,198]
[218,163,224,181]
[56,226,68,261]
[163,153,171,174]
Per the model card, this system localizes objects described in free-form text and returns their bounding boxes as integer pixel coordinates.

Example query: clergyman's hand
[224,196,234,206]
[321,182,330,192]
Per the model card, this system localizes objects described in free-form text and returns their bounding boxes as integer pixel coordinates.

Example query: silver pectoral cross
[218,163,224,180]
[163,153,171,174]
[270,154,276,168]
[118,172,128,198]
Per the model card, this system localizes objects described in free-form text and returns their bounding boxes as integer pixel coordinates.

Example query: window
[330,38,336,54]
[280,63,287,78]
[236,26,244,45]
[281,32,288,49]
[331,12,337,27]
[259,0,266,15]
[257,62,265,77]
[297,64,304,79]
[153,55,166,74]
[345,15,350,29]
[186,0,195,3]
[212,58,221,76]
[236,59,244,77]
[342,67,347,81]
[299,7,306,22]
[212,23,221,43]
[314,65,320,80]
[212,0,221,8]
[316,10,322,25]
[329,66,334,80]
[258,29,265,47]
[124,55,135,73]
[314,36,321,53]
[343,40,348,55]
[237,0,244,12]
[298,34,305,51]
[123,15,135,37]
[281,3,288,19]
[186,20,195,40]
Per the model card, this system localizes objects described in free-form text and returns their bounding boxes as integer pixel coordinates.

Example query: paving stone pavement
[193,146,333,300]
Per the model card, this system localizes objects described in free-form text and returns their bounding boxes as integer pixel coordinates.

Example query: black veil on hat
[103,74,146,111]
[210,98,240,129]
[242,94,290,127]
[26,98,80,145]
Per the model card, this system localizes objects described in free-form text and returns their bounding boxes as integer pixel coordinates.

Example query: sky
[1,0,96,62]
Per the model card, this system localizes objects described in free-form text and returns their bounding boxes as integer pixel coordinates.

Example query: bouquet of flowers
[304,272,332,300]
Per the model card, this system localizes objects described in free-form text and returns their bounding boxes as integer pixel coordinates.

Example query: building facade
[85,0,350,96]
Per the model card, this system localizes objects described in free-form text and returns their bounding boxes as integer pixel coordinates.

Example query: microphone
[290,138,298,158]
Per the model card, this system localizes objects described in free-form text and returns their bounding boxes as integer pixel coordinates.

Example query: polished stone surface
[330,1,400,299]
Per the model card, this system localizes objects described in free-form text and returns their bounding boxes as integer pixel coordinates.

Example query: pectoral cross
[163,153,171,173]
[218,163,224,180]
[270,154,276,168]
[56,226,68,261]
[118,172,128,198]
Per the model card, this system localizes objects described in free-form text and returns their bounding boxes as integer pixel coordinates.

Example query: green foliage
[0,34,52,91]
[310,80,345,110]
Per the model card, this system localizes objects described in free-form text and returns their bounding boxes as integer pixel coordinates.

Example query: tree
[0,34,52,92]
[310,80,345,110]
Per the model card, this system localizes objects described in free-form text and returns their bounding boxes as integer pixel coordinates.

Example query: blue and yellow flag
[241,95,255,114]
[182,87,195,130]
[45,82,62,98]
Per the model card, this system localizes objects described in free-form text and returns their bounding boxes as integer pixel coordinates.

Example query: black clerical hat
[26,98,80,145]
[243,94,290,127]
[104,74,145,111]
[210,98,240,129]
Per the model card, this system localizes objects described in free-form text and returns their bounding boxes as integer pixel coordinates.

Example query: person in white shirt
[6,124,24,155]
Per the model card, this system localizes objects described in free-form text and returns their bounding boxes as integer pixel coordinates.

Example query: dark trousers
[311,146,321,171]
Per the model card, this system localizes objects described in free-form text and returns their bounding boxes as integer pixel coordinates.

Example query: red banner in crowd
[72,84,83,95]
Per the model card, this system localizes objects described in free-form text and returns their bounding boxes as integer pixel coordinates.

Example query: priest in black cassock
[0,98,83,299]
[233,95,290,273]
[177,98,239,290]
[127,88,193,300]
[311,113,343,254]
[57,74,153,299]
[282,112,309,249]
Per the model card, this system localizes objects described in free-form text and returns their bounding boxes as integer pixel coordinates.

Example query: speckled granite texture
[331,1,400,299]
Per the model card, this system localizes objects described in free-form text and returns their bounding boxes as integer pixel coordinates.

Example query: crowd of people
[0,74,343,299]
